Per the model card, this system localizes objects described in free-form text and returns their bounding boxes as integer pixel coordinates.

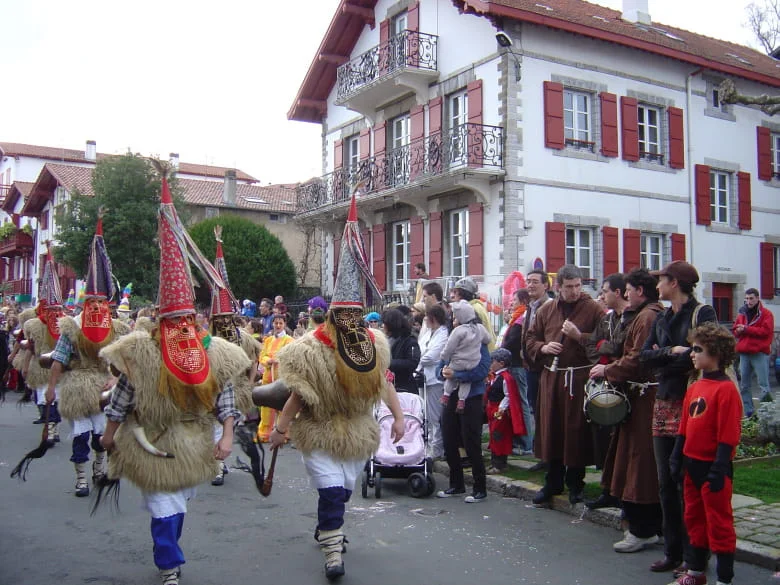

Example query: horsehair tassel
[132,425,175,458]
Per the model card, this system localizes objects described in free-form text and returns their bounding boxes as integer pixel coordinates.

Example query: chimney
[621,0,650,25]
[85,140,97,161]
[169,152,180,170]
[223,169,237,206]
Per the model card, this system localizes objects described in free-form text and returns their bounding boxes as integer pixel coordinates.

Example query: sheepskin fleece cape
[133,316,155,333]
[22,318,56,389]
[99,331,251,492]
[57,317,130,420]
[11,308,36,371]
[278,328,390,461]
[235,330,261,413]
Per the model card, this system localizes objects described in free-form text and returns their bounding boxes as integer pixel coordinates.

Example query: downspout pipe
[686,68,704,265]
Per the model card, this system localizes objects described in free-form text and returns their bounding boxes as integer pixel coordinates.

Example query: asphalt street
[0,397,776,585]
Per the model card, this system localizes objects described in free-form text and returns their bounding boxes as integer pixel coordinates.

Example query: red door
[711,283,733,323]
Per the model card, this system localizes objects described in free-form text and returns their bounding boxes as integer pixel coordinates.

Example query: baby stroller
[361,391,436,498]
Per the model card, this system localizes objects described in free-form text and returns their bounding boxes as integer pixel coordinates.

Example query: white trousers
[302,450,364,491]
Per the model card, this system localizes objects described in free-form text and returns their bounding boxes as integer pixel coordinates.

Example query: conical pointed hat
[38,242,63,307]
[210,225,238,316]
[157,177,196,318]
[84,212,115,300]
[331,192,381,309]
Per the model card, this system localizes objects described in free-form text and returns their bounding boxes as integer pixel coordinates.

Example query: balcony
[336,30,438,121]
[296,123,504,218]
[1,278,33,296]
[0,231,34,257]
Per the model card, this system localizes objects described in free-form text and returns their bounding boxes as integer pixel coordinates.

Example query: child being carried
[440,300,491,413]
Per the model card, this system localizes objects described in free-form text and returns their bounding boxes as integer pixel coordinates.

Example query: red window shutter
[429,211,442,278]
[333,139,343,170]
[695,164,711,226]
[359,128,370,161]
[757,126,772,181]
[374,122,387,189]
[599,93,619,157]
[467,80,483,168]
[379,20,390,76]
[429,97,443,175]
[361,227,371,260]
[668,107,685,169]
[543,81,565,150]
[737,171,752,230]
[379,19,389,44]
[467,203,484,276]
[622,228,641,272]
[760,242,775,299]
[602,226,619,275]
[407,2,419,31]
[545,221,566,273]
[410,105,425,180]
[671,233,686,261]
[333,234,341,283]
[620,96,639,162]
[372,224,387,292]
[410,215,424,268]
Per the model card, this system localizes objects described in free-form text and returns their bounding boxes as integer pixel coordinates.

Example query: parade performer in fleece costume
[269,189,406,581]
[207,225,261,485]
[100,170,251,585]
[22,244,64,444]
[45,212,131,497]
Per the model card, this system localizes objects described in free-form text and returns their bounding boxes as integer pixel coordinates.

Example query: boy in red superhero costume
[669,323,742,585]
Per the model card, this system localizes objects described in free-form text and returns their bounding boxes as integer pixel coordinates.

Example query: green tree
[188,215,297,303]
[55,154,187,303]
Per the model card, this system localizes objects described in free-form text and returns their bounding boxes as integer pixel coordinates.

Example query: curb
[433,461,780,571]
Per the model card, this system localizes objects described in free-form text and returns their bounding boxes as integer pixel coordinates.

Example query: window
[565,227,593,278]
[448,90,468,166]
[448,208,469,277]
[771,133,780,178]
[640,233,663,271]
[392,11,407,35]
[637,105,663,163]
[709,170,730,224]
[391,221,410,291]
[563,90,593,150]
[345,134,360,169]
[204,207,219,219]
[40,210,49,231]
[388,114,410,187]
[389,11,409,70]
[269,214,287,223]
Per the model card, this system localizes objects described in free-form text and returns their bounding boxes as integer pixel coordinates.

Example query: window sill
[764,177,780,189]
[628,159,677,174]
[705,223,740,235]
[552,148,610,163]
[703,107,736,122]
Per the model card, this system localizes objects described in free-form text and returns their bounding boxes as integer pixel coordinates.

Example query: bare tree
[746,0,780,54]
[719,78,780,115]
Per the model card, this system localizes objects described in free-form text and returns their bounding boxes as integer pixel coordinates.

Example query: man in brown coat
[589,268,664,553]
[526,264,604,504]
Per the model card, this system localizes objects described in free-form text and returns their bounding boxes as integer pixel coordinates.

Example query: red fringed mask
[159,315,211,386]
[82,298,112,344]
[37,301,63,341]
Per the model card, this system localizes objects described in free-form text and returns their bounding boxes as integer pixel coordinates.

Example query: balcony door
[389,11,408,71]
[392,220,411,291]
[448,90,468,167]
[389,114,410,187]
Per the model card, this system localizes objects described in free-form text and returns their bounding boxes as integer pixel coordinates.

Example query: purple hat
[308,296,328,312]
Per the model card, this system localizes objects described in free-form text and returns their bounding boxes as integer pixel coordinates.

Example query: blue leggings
[317,487,353,531]
[70,431,104,464]
[151,514,185,570]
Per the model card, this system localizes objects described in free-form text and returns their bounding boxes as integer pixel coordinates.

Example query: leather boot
[92,451,107,484]
[45,422,57,446]
[318,528,345,580]
[74,462,89,497]
[211,461,227,486]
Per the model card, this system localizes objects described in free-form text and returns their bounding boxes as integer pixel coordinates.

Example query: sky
[0,0,765,186]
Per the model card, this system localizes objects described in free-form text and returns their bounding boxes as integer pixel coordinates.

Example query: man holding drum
[589,268,664,553]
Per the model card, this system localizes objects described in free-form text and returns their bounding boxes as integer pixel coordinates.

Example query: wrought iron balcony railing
[336,30,438,102]
[296,123,504,214]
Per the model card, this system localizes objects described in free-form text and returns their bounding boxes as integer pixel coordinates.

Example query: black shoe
[464,491,487,503]
[211,475,224,486]
[325,562,345,580]
[585,492,620,509]
[528,461,547,472]
[436,487,466,498]
[532,486,560,505]
[75,485,90,498]
[32,418,45,424]
[568,488,584,505]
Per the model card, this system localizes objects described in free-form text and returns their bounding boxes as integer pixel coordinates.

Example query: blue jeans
[510,367,534,452]
[738,352,770,416]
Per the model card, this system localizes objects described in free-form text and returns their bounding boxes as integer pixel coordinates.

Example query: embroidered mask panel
[210,314,239,345]
[330,308,376,372]
[159,315,211,386]
[82,298,112,344]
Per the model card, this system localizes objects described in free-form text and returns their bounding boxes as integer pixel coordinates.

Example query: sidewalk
[433,455,780,571]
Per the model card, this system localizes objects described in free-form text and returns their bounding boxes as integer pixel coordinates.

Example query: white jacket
[416,325,449,386]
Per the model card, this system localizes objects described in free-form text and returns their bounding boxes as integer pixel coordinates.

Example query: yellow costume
[256,331,294,441]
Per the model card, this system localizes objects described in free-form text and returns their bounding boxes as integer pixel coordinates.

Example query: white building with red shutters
[289,0,780,323]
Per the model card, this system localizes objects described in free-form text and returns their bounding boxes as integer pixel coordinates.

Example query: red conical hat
[210,226,238,316]
[157,178,196,318]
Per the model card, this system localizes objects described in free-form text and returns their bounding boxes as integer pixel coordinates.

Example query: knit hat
[451,299,476,325]
[364,311,381,323]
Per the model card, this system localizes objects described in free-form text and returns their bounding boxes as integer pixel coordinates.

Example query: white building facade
[290,0,780,324]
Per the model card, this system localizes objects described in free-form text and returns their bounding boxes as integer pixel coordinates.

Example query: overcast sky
[0,0,763,185]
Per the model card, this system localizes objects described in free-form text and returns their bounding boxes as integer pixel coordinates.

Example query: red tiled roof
[455,1,780,86]
[178,178,297,213]
[0,181,34,212]
[290,0,780,123]
[0,142,258,182]
[22,163,95,214]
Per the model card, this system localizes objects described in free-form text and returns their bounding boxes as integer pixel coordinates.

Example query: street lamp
[496,31,521,81]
